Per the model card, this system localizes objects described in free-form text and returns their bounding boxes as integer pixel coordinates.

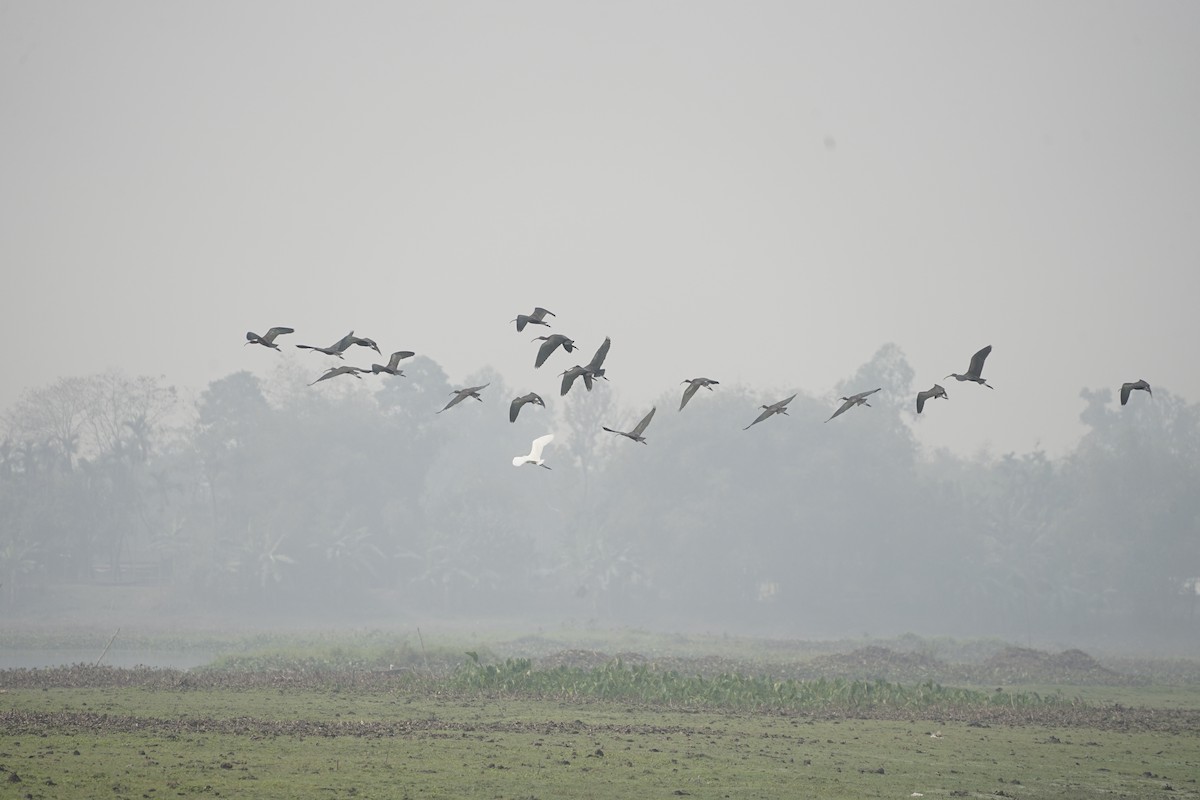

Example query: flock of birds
[246,311,1154,470]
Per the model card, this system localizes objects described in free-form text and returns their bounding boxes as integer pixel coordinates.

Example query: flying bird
[512,307,555,332]
[510,392,546,422]
[513,433,555,469]
[296,330,355,358]
[532,334,576,368]
[332,332,382,355]
[438,384,490,413]
[559,337,612,395]
[245,327,294,350]
[586,337,611,379]
[559,366,591,396]
[915,384,948,414]
[1120,379,1152,406]
[825,387,882,422]
[297,330,381,357]
[946,345,994,388]
[679,378,719,411]
[744,394,797,430]
[296,343,345,358]
[370,351,415,375]
[603,407,656,443]
[308,365,368,386]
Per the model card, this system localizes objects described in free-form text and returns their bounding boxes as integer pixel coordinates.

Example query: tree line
[2,344,1197,645]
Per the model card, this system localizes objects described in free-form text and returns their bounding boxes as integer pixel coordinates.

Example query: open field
[3,632,1200,799]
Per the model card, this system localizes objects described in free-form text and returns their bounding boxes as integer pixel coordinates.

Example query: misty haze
[2,343,1196,653]
[2,4,1199,797]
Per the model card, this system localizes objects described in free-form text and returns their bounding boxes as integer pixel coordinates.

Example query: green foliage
[449,655,1069,713]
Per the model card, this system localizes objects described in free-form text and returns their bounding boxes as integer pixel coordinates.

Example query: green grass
[4,628,1200,798]
[4,685,1198,800]
[998,682,1200,709]
[449,654,1076,714]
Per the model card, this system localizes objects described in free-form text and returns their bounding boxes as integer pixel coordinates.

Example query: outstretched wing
[850,387,882,402]
[387,351,415,370]
[967,345,992,378]
[530,307,555,322]
[680,381,702,410]
[439,392,468,413]
[535,336,562,368]
[631,407,656,437]
[916,385,946,414]
[744,408,772,430]
[296,344,344,358]
[560,368,582,396]
[825,398,855,422]
[309,366,359,386]
[587,337,611,372]
[774,393,797,410]
[265,326,294,339]
[329,331,356,353]
[1120,382,1135,406]
[509,393,540,422]
[528,433,554,460]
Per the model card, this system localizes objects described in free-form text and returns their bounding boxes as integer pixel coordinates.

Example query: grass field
[2,631,1199,799]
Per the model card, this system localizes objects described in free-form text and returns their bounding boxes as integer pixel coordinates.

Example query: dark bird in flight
[1120,379,1152,406]
[745,394,797,430]
[332,332,382,355]
[603,407,656,444]
[438,384,490,413]
[532,334,576,368]
[679,378,719,411]
[296,344,344,358]
[297,330,380,357]
[825,387,882,422]
[308,365,368,386]
[512,307,555,332]
[916,384,948,414]
[559,366,590,396]
[296,330,353,358]
[559,337,611,395]
[510,392,546,422]
[370,351,415,375]
[946,345,994,389]
[584,337,611,380]
[245,326,294,350]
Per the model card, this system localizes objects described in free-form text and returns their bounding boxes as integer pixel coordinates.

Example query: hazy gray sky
[3,1,1197,456]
